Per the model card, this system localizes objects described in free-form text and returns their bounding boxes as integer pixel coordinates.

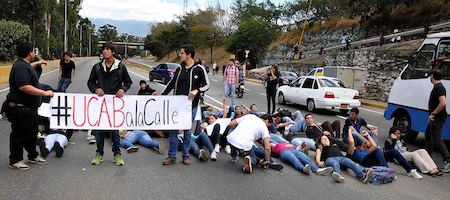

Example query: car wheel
[393,114,418,142]
[307,99,315,112]
[339,109,349,115]
[278,92,286,105]
[149,74,154,81]
[162,76,168,84]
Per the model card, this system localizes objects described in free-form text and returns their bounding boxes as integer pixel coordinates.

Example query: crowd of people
[4,42,449,187]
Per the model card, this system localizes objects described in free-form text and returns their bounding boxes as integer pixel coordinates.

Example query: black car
[149,63,180,84]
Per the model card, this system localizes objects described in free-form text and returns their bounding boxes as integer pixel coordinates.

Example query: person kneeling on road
[226,114,274,173]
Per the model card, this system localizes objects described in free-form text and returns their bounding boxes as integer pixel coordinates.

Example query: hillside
[156,46,232,70]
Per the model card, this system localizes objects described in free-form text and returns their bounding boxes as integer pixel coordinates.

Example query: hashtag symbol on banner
[52,95,72,126]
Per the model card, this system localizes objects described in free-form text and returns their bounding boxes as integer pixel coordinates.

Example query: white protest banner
[50,93,192,130]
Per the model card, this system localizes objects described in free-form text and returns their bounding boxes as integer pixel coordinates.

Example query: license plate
[340,104,349,109]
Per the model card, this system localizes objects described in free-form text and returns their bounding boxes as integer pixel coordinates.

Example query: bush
[0,20,31,61]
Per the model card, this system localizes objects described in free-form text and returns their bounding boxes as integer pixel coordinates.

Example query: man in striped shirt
[222,59,239,108]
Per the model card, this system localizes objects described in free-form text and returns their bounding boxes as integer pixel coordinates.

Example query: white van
[384,32,450,142]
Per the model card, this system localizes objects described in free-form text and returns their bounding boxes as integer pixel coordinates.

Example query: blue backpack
[362,166,396,186]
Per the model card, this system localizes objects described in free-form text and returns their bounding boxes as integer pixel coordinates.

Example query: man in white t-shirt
[227,114,272,173]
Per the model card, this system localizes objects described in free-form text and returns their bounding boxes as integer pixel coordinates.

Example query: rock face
[257,28,423,102]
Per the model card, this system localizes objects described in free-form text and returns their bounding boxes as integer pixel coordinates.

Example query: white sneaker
[214,144,220,153]
[443,162,450,173]
[303,164,311,175]
[315,167,332,175]
[225,145,231,155]
[363,169,375,184]
[210,151,217,161]
[198,149,208,162]
[332,172,345,183]
[407,169,423,179]
[126,146,139,153]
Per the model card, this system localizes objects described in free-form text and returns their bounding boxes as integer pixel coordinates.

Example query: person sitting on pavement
[177,131,218,162]
[315,128,374,183]
[271,142,332,175]
[342,107,379,146]
[231,105,246,120]
[384,126,443,176]
[138,80,157,95]
[243,104,263,117]
[305,113,348,152]
[304,113,341,138]
[203,99,233,154]
[274,109,307,140]
[38,114,71,158]
[347,127,423,179]
[119,130,165,155]
[226,114,273,173]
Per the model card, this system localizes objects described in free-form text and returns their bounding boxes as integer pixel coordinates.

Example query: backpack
[362,166,396,186]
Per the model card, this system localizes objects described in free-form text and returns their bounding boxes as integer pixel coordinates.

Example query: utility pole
[297,0,313,60]
[183,0,188,15]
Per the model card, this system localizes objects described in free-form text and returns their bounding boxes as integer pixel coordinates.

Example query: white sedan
[277,76,361,114]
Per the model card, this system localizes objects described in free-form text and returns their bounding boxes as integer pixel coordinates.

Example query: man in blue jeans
[119,130,164,155]
[347,129,423,179]
[162,44,210,165]
[57,52,76,92]
[87,42,133,166]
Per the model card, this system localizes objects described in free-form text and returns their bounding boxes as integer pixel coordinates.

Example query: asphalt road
[0,58,449,200]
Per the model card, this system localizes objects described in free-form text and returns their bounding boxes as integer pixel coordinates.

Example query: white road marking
[335,115,347,120]
[211,79,218,82]
[359,107,384,115]
[260,93,266,96]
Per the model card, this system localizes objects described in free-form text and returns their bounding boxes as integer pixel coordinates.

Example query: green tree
[226,18,277,64]
[98,24,118,42]
[0,20,31,61]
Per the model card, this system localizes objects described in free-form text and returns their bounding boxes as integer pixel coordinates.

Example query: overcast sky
[79,0,285,22]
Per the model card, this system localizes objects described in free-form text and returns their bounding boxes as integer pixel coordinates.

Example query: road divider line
[359,107,384,115]
[260,93,266,96]
[211,79,218,82]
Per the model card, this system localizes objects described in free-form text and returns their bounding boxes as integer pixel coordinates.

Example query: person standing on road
[87,42,133,166]
[212,62,217,75]
[57,52,76,92]
[6,41,54,170]
[425,69,450,172]
[162,44,210,165]
[264,65,279,115]
[222,59,239,108]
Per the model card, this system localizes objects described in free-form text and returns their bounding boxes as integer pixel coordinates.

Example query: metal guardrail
[302,20,450,55]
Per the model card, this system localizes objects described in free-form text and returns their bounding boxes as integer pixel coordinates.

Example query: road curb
[360,101,387,109]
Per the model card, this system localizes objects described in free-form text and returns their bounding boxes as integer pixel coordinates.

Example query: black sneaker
[54,142,64,158]
[268,163,284,171]
[39,139,49,158]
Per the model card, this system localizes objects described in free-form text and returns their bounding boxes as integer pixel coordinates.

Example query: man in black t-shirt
[425,69,450,172]
[6,42,54,170]
[57,52,76,92]
[137,80,156,95]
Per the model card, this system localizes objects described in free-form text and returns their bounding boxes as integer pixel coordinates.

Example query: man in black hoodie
[162,44,210,165]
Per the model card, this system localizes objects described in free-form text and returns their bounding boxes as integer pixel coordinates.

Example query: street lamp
[64,0,75,53]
